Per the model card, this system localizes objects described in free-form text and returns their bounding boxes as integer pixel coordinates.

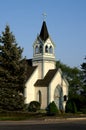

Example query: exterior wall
[49,71,62,103]
[62,80,68,96]
[33,61,43,79]
[62,80,68,110]
[33,59,55,79]
[35,87,47,109]
[43,61,55,77]
[48,70,68,110]
[24,67,38,104]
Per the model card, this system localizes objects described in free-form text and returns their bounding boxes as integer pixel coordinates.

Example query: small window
[39,45,43,53]
[45,45,48,53]
[38,91,42,104]
[35,45,39,54]
[49,46,53,53]
[64,95,67,101]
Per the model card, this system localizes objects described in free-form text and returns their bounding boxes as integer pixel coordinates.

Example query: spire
[39,21,49,41]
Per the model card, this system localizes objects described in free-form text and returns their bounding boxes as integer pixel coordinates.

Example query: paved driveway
[0,119,86,130]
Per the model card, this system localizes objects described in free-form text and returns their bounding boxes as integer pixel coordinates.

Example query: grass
[0,111,86,121]
[0,111,46,121]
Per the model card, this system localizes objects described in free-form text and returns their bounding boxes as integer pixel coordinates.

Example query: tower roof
[39,21,49,41]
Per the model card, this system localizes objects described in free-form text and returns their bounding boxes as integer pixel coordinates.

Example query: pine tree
[81,57,86,94]
[0,25,27,111]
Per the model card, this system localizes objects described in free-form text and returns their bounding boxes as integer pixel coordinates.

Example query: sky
[0,0,86,68]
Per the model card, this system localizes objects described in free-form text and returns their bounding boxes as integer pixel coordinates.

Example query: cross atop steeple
[42,13,47,21]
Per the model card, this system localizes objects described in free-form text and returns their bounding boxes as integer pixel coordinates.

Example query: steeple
[33,20,56,79]
[39,21,49,41]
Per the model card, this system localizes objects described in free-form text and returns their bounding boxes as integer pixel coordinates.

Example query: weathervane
[42,13,47,21]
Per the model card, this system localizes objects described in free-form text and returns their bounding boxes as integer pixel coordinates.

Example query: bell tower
[32,21,56,79]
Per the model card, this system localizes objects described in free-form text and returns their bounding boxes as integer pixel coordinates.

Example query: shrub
[46,101,59,116]
[28,101,40,112]
[65,100,77,113]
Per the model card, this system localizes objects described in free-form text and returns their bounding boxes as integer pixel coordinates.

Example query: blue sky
[0,0,86,68]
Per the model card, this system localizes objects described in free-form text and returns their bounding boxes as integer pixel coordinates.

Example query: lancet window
[45,45,48,53]
[35,45,39,54]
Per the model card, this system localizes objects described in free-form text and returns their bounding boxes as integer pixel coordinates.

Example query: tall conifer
[81,57,86,94]
[0,25,27,111]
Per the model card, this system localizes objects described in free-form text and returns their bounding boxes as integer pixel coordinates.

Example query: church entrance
[54,85,63,110]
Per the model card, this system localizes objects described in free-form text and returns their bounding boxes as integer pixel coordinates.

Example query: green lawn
[0,111,86,121]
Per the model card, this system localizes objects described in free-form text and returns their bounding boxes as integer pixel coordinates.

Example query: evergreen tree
[46,101,59,116]
[81,57,86,94]
[0,25,27,111]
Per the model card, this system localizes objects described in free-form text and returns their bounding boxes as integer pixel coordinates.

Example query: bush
[71,95,86,112]
[46,101,59,116]
[28,101,40,112]
[65,100,77,113]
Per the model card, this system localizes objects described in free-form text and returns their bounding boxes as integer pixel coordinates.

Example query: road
[0,119,86,130]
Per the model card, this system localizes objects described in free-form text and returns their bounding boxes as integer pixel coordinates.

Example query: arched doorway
[54,85,63,110]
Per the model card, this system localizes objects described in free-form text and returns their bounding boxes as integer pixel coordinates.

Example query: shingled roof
[34,69,58,87]
[26,59,37,80]
[39,21,49,41]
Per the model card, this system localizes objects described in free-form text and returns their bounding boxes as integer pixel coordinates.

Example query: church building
[24,20,68,111]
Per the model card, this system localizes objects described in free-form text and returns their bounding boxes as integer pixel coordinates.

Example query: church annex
[24,20,68,110]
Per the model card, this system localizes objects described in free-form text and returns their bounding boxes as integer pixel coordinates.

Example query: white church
[24,20,68,111]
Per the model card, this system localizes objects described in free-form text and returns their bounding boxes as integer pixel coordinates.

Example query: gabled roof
[39,21,49,41]
[34,69,58,87]
[26,59,37,80]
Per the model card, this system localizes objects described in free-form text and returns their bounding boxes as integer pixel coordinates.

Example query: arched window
[49,46,53,53]
[38,91,42,104]
[64,95,67,101]
[39,45,43,53]
[35,45,39,54]
[45,45,48,53]
[54,85,63,110]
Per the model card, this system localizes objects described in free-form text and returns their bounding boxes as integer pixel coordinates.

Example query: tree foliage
[56,61,83,96]
[0,25,27,111]
[81,57,86,94]
[56,60,86,112]
[65,100,77,113]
